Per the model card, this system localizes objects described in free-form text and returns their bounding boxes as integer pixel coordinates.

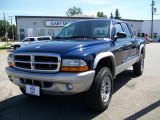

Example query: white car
[11,36,52,50]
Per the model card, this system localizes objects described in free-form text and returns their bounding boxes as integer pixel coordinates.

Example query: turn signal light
[61,66,88,72]
[8,62,13,67]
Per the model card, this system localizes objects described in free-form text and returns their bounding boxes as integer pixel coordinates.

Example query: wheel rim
[101,76,111,102]
[141,55,144,72]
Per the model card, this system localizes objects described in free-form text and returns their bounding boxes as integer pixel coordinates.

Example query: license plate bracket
[26,84,40,96]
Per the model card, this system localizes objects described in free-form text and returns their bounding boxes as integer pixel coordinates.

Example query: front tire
[133,53,144,76]
[86,67,113,111]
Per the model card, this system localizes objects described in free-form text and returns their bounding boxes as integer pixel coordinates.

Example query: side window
[23,38,30,42]
[121,23,131,37]
[115,24,123,34]
[37,37,50,41]
[30,38,35,41]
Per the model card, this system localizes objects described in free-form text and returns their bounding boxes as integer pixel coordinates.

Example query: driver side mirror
[114,32,127,41]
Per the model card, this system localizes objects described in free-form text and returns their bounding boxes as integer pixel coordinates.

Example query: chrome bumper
[5,67,95,95]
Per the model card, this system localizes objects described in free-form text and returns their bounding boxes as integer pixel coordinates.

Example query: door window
[30,38,35,41]
[121,23,132,37]
[115,24,123,34]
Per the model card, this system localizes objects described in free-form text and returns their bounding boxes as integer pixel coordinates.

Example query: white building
[142,20,160,41]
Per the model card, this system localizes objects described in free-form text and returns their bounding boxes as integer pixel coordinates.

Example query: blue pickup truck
[6,19,145,111]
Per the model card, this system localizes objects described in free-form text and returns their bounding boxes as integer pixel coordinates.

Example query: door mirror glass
[114,32,127,40]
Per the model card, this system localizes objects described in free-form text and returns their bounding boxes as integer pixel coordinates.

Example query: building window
[38,28,45,36]
[55,28,62,36]
[27,28,34,37]
[47,29,55,36]
[20,29,25,41]
[153,33,157,38]
[137,30,141,37]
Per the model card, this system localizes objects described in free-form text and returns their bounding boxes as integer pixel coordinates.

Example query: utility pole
[3,12,8,44]
[151,0,155,38]
[8,16,14,41]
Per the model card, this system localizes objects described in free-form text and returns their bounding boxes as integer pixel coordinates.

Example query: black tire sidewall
[98,68,113,107]
[87,67,113,111]
[133,53,144,76]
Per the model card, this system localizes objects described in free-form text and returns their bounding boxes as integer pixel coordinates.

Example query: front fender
[93,52,116,78]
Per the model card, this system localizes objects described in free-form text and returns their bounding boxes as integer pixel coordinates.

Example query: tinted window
[30,38,35,41]
[121,23,131,37]
[115,24,123,33]
[56,20,110,39]
[37,37,51,41]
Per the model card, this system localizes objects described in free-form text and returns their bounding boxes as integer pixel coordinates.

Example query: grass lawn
[0,43,11,50]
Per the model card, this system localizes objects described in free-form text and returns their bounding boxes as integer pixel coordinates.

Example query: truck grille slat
[14,55,31,61]
[20,78,53,88]
[13,53,60,73]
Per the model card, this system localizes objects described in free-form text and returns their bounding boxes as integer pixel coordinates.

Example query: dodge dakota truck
[6,19,145,111]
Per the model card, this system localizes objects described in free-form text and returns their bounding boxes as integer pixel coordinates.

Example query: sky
[0,0,160,24]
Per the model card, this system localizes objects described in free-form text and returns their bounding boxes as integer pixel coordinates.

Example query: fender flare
[139,44,145,58]
[93,52,116,78]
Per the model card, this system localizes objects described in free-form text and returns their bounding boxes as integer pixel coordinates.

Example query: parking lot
[0,43,160,120]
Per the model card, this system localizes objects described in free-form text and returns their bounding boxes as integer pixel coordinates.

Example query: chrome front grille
[13,53,61,73]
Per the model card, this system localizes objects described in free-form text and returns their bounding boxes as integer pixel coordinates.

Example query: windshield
[55,20,111,39]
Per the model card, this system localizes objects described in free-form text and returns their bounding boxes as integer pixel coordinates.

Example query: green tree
[110,13,113,19]
[114,9,121,19]
[0,20,10,37]
[97,12,107,18]
[0,20,10,42]
[66,6,82,16]
[8,24,16,41]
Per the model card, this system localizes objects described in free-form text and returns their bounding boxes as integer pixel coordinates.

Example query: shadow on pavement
[0,95,101,120]
[0,69,141,120]
[124,100,160,120]
[114,69,136,93]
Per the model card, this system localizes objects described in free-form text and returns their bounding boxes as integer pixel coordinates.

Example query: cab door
[121,22,138,58]
[113,23,131,66]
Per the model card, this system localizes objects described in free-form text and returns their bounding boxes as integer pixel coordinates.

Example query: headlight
[61,59,88,72]
[7,53,14,67]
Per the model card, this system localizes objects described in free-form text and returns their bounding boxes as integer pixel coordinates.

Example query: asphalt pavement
[0,43,160,120]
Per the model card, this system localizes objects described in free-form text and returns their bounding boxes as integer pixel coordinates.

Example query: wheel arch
[139,44,145,58]
[93,52,116,78]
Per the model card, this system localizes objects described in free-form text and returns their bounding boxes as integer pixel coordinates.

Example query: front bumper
[5,67,95,95]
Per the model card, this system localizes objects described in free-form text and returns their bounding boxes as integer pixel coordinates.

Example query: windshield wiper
[67,35,97,39]
[53,35,97,40]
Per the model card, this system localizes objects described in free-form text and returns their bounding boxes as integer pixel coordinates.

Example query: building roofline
[121,19,144,22]
[15,15,97,19]
[15,16,145,24]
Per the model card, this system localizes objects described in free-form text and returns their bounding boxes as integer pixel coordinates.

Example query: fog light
[9,76,14,81]
[66,83,73,90]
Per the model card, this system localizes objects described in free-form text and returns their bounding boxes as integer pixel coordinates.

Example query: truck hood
[15,39,111,55]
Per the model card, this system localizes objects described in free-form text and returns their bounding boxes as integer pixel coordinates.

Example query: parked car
[11,36,52,50]
[6,19,145,111]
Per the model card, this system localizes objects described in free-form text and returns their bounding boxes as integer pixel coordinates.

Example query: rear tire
[133,53,144,76]
[86,67,113,111]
